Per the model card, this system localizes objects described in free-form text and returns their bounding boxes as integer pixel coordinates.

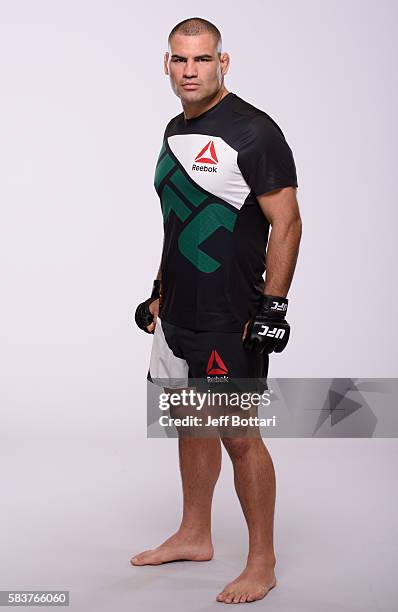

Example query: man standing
[132,17,302,605]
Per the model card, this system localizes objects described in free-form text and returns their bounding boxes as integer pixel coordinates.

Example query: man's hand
[135,280,161,334]
[146,299,159,333]
[242,295,290,354]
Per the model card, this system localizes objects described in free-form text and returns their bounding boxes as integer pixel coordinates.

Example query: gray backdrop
[0,1,397,611]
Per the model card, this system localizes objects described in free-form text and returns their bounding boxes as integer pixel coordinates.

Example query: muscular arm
[147,240,164,332]
[155,235,164,282]
[257,186,302,297]
[242,186,301,340]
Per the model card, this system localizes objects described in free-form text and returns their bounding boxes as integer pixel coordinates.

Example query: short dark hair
[168,17,222,51]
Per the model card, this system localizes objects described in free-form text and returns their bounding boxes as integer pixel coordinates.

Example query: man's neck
[182,87,230,120]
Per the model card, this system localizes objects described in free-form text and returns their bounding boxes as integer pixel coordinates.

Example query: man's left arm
[258,186,302,297]
[242,186,302,340]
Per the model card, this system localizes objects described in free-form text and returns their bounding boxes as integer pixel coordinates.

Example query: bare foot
[130,530,214,566]
[216,561,276,604]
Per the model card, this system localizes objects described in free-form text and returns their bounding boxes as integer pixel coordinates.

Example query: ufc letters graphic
[154,141,237,273]
[270,301,288,313]
[258,326,286,339]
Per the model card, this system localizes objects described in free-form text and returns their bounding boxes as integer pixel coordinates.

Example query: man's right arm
[147,239,164,332]
[135,249,163,334]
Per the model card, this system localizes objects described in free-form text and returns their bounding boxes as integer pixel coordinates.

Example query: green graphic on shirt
[155,145,237,273]
[154,150,174,192]
[178,204,237,273]
[162,184,191,222]
[170,169,207,208]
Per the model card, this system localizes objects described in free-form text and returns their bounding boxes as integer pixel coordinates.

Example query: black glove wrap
[135,280,161,333]
[243,294,290,354]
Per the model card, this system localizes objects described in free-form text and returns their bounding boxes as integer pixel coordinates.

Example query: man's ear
[220,52,230,76]
[164,52,169,75]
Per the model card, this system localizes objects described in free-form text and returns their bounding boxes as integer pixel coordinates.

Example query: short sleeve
[237,115,298,196]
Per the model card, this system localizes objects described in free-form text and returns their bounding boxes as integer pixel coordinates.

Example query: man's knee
[221,436,261,460]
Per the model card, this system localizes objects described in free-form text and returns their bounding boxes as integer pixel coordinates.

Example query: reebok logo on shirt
[192,140,218,173]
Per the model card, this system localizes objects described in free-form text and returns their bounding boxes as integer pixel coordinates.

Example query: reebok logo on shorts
[206,349,229,383]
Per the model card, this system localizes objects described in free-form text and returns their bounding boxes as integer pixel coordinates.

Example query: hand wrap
[134,280,161,333]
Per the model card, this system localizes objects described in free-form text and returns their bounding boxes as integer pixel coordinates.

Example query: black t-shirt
[154,92,298,332]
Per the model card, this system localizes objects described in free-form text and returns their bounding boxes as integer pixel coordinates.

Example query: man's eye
[172,58,185,63]
[198,58,210,62]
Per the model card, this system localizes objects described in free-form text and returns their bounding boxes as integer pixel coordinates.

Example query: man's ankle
[247,552,276,569]
[177,524,212,541]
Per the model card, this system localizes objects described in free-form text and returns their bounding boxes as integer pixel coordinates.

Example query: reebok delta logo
[207,350,228,375]
[192,141,218,173]
[195,140,218,164]
[206,349,229,383]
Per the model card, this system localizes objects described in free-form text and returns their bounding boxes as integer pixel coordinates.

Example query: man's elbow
[273,212,302,241]
[293,215,302,241]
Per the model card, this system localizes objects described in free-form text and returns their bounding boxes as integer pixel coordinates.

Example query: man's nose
[183,59,198,78]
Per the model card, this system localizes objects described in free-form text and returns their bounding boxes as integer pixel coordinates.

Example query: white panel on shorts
[148,317,189,388]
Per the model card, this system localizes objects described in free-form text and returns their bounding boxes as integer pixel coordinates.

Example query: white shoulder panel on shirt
[167,134,251,211]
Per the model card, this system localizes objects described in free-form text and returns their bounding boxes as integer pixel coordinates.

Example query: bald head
[164,17,229,109]
[168,17,222,52]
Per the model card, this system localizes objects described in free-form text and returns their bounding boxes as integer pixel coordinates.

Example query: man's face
[164,33,229,104]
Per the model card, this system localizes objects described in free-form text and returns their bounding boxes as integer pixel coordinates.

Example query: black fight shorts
[147,316,268,393]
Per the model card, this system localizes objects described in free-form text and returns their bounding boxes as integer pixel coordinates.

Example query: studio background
[1,1,397,611]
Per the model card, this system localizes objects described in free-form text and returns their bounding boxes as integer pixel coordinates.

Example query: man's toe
[130,550,150,565]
